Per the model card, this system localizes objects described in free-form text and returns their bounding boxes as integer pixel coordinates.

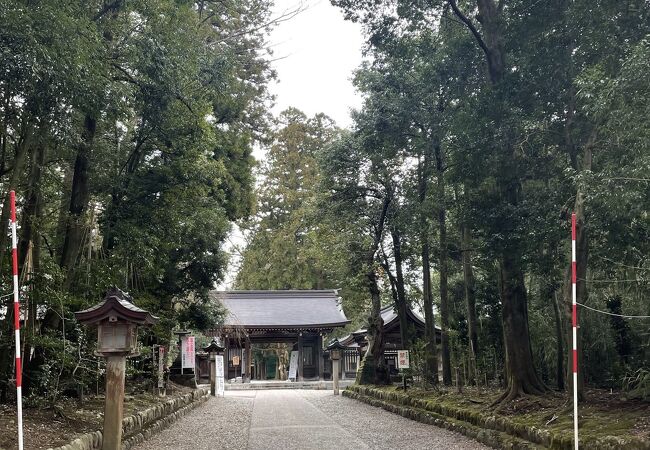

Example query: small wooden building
[209,290,350,382]
[340,304,442,376]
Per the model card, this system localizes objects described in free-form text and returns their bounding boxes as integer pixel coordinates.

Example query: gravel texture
[300,390,488,450]
[133,389,488,450]
[132,392,254,450]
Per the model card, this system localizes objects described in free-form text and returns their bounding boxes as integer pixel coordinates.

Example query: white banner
[181,336,195,370]
[288,350,299,380]
[216,354,225,396]
[397,350,410,369]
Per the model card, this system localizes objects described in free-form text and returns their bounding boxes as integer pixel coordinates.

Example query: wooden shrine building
[340,304,442,376]
[208,290,350,382]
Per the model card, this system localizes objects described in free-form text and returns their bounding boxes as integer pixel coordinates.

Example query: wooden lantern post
[75,287,158,450]
[327,339,347,395]
[203,339,225,396]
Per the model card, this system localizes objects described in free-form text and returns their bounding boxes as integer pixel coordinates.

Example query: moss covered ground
[363,384,649,448]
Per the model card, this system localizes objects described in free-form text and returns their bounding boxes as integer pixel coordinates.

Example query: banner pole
[11,190,24,450]
[572,212,578,450]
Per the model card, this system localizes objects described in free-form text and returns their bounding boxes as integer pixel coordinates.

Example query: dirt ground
[0,383,194,450]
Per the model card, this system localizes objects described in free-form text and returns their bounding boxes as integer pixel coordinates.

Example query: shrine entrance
[208,290,350,383]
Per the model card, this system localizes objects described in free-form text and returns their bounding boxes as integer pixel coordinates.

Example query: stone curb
[343,388,538,449]
[47,388,210,450]
[344,386,650,450]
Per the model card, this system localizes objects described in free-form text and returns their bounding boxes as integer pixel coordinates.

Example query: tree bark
[552,291,565,391]
[391,228,411,348]
[462,224,479,376]
[450,0,547,402]
[418,156,439,385]
[434,144,452,385]
[357,189,391,385]
[60,114,96,290]
[19,141,47,396]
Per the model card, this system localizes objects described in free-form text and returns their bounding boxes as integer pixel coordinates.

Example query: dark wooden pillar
[298,333,304,382]
[318,334,324,381]
[244,339,251,383]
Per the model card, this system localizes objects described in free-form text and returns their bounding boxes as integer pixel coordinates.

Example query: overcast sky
[220,0,365,288]
[267,0,365,128]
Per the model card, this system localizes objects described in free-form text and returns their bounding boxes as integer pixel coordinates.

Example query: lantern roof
[203,338,225,353]
[326,338,348,351]
[75,287,158,325]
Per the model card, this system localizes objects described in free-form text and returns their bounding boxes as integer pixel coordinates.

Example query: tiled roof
[212,290,350,329]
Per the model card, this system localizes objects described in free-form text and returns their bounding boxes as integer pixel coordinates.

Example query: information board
[397,350,410,369]
[181,336,195,370]
[215,354,225,396]
[288,350,299,380]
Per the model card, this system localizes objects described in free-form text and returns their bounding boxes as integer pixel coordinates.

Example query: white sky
[219,0,365,289]
[267,0,364,128]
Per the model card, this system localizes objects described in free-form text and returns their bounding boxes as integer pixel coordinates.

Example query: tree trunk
[60,114,96,290]
[552,291,565,391]
[450,0,546,402]
[418,157,438,385]
[19,142,47,396]
[391,228,411,348]
[435,145,452,385]
[496,252,546,402]
[357,189,391,385]
[357,267,388,385]
[462,224,479,379]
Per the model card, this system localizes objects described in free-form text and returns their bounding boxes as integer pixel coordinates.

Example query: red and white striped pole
[571,212,578,450]
[10,190,24,450]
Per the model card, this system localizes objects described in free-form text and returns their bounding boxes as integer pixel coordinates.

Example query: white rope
[577,302,650,319]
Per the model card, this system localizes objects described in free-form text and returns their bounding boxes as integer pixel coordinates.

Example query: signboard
[397,350,410,369]
[215,355,225,396]
[158,346,166,388]
[232,355,240,366]
[288,350,299,380]
[181,336,195,370]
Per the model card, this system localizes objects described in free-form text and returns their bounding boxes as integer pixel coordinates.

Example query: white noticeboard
[215,354,225,396]
[288,350,299,380]
[397,350,410,369]
[181,336,196,370]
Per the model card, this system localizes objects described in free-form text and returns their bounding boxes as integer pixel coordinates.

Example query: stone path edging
[344,386,649,450]
[47,388,210,450]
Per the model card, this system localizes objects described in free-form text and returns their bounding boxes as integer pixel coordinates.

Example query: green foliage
[0,0,273,400]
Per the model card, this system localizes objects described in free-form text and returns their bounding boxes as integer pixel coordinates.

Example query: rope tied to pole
[576,302,650,319]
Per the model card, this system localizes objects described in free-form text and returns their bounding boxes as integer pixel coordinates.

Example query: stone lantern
[75,287,158,450]
[203,338,225,396]
[327,339,347,395]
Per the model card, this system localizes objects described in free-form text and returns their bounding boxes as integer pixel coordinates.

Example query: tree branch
[447,0,491,59]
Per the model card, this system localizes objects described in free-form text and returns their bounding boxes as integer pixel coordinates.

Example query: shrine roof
[212,290,350,330]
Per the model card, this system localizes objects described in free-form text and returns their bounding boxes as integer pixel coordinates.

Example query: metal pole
[11,191,24,450]
[572,212,579,450]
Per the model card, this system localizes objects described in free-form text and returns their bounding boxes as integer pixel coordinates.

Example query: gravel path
[133,392,254,450]
[133,390,488,450]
